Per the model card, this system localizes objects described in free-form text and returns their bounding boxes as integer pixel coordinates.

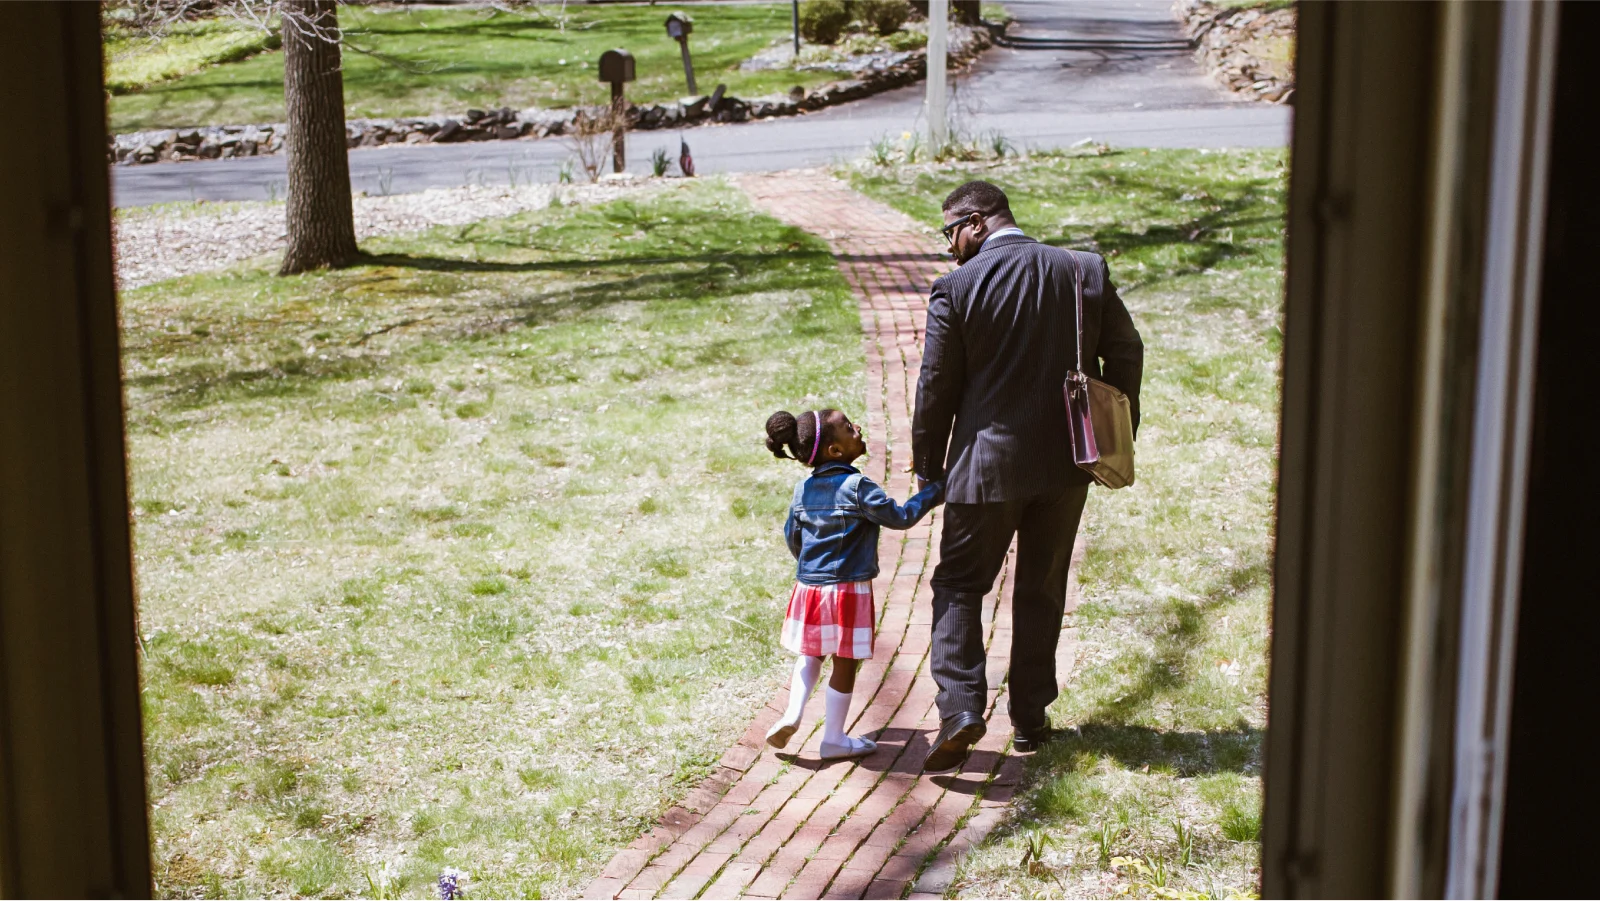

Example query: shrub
[567,107,621,183]
[885,28,927,51]
[857,0,911,36]
[800,0,850,44]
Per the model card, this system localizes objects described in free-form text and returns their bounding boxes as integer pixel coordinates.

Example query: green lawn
[851,147,1284,898]
[108,4,839,133]
[126,181,862,898]
[104,16,281,95]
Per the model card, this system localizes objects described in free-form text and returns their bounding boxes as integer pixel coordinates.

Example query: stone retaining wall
[110,25,991,166]
[1176,0,1295,104]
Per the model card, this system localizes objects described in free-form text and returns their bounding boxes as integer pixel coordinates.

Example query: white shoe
[820,735,878,761]
[766,717,800,749]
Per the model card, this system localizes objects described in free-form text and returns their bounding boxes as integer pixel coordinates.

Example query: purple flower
[438,867,469,900]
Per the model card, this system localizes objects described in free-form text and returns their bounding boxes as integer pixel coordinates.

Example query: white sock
[782,656,823,726]
[824,686,854,745]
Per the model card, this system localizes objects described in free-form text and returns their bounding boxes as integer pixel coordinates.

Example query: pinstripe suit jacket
[913,235,1143,504]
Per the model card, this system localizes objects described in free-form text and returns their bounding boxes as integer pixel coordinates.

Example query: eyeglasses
[940,213,980,247]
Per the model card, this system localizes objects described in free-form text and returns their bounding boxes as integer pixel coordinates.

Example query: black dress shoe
[1012,726,1052,753]
[924,711,986,772]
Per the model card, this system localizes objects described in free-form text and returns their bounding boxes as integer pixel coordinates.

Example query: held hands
[905,465,942,498]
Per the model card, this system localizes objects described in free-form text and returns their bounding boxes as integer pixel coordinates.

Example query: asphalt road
[110,0,1291,207]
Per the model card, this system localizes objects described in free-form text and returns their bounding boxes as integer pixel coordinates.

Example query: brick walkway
[584,173,1080,901]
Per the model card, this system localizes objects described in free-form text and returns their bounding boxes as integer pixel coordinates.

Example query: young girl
[763,408,943,760]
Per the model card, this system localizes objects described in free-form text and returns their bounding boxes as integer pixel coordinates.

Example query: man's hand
[917,476,934,493]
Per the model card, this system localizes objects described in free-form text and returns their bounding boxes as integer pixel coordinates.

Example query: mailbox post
[598,49,634,174]
[665,12,697,96]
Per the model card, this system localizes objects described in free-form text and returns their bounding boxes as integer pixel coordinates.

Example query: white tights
[781,655,823,726]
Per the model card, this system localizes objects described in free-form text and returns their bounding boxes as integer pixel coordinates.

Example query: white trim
[1446,3,1558,896]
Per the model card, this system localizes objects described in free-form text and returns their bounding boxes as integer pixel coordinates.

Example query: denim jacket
[785,462,944,585]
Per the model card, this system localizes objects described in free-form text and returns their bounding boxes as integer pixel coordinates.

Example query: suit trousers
[929,483,1089,730]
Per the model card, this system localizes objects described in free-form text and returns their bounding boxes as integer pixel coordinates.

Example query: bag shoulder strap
[1069,251,1085,374]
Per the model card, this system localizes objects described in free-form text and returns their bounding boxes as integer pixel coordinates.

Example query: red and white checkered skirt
[781,580,876,659]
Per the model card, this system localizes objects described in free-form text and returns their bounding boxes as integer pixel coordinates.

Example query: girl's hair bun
[765,410,799,460]
[766,409,830,464]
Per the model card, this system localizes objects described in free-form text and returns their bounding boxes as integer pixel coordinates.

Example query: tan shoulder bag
[1064,254,1136,489]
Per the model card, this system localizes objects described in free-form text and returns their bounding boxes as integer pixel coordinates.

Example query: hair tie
[806,411,823,466]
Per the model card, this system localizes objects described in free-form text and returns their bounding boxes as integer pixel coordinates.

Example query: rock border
[109,25,992,166]
[1175,0,1295,105]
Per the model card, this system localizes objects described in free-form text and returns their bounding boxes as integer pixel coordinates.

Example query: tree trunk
[279,0,358,275]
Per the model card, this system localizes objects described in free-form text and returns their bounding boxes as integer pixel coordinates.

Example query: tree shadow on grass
[361,249,842,329]
[125,246,840,414]
[1031,166,1285,291]
[125,351,382,414]
[115,85,270,133]
[1083,551,1271,726]
[1040,211,1281,286]
[1030,723,1262,780]
[345,18,569,41]
[358,247,832,277]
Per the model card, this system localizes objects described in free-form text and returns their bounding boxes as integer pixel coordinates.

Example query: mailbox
[597,49,634,174]
[664,12,698,95]
[598,48,635,84]
[665,12,693,40]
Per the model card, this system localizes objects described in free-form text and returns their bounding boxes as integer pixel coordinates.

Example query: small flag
[679,138,696,178]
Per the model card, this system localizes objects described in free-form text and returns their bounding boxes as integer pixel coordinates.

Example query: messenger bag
[1064,253,1136,489]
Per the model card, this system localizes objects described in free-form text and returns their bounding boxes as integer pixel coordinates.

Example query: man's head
[941,180,1017,264]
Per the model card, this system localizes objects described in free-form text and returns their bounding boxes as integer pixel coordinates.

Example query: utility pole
[926,0,948,151]
[792,1,800,58]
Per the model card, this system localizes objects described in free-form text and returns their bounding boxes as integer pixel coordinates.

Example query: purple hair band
[806,410,823,465]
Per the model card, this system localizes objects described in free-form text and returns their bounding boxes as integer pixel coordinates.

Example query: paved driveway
[111,0,1290,207]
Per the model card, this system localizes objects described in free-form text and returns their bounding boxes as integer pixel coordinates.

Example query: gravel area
[113,179,660,289]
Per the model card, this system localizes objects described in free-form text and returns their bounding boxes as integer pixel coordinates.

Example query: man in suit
[914,181,1143,771]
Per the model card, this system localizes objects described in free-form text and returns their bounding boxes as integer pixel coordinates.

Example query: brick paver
[585,172,1083,900]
